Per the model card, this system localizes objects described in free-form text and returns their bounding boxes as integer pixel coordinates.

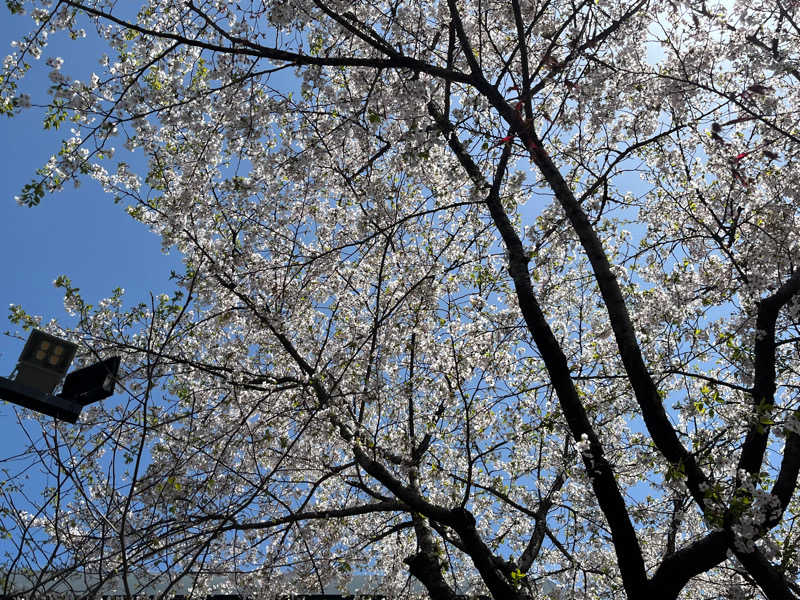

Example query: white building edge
[0,571,549,600]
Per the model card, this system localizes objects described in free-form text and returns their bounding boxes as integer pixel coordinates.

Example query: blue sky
[0,12,180,437]
[0,5,679,580]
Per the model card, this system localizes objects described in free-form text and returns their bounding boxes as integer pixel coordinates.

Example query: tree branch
[739,270,800,477]
[427,100,649,598]
[64,0,475,84]
[650,531,728,599]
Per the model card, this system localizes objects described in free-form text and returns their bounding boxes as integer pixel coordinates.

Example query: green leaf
[6,0,24,15]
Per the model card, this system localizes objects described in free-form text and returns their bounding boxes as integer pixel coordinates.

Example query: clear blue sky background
[0,6,653,467]
[0,5,667,574]
[0,6,660,430]
[0,13,181,441]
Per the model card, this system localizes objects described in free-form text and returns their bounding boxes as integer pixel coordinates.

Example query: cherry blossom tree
[2,0,800,598]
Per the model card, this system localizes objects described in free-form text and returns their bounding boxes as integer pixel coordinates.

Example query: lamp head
[14,329,78,394]
[60,356,121,406]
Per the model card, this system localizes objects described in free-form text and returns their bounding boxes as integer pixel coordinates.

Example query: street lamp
[0,329,120,423]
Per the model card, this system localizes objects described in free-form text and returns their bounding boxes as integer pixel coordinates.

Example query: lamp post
[0,329,120,423]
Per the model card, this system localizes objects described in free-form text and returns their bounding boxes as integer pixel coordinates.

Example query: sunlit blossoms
[1,0,799,599]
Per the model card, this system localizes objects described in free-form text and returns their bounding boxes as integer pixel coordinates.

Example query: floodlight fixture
[59,356,121,406]
[0,329,121,423]
[14,329,78,394]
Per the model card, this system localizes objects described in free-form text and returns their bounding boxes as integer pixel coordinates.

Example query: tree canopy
[2,0,800,598]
